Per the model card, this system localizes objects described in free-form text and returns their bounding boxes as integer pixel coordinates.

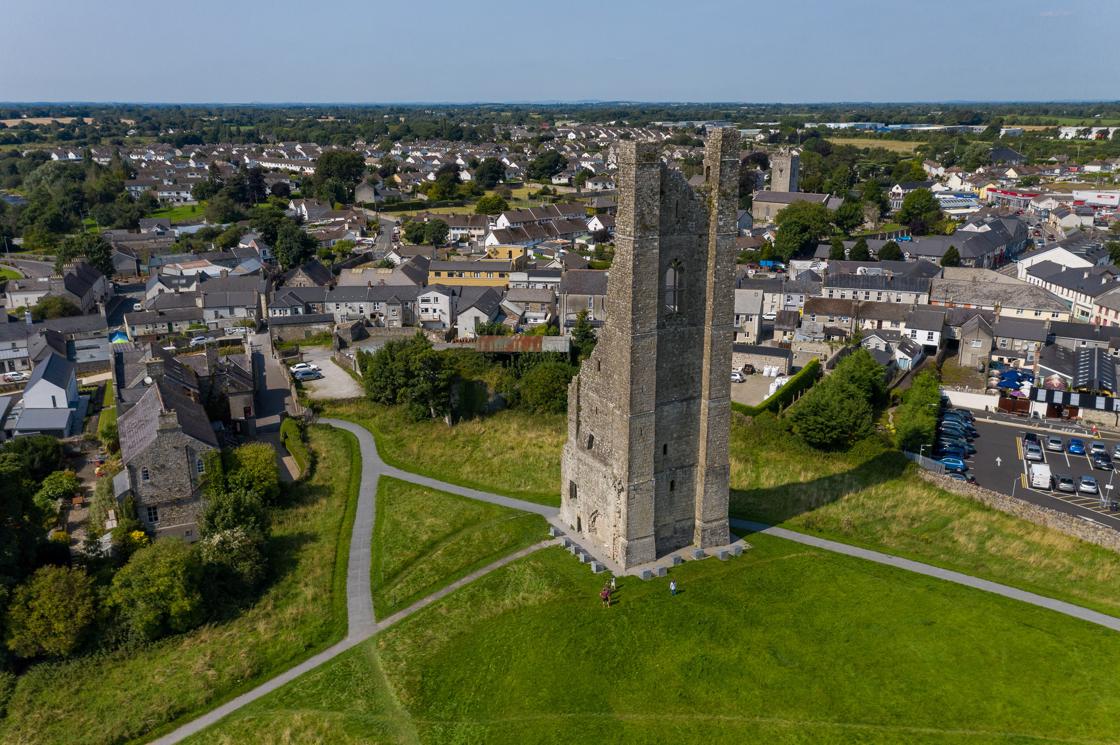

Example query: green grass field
[0,266,21,281]
[371,477,548,617]
[148,202,206,223]
[0,426,361,745]
[186,537,1120,744]
[323,400,565,505]
[730,413,1120,618]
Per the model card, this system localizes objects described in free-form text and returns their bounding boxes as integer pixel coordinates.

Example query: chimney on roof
[24,309,32,326]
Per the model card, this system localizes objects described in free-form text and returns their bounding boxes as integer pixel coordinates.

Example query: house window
[569,481,577,501]
[664,260,683,314]
[141,467,150,482]
[926,331,934,341]
[146,506,159,524]
[970,339,982,348]
[197,458,205,474]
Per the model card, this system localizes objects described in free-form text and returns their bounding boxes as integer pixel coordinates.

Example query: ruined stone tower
[770,149,799,192]
[559,129,737,569]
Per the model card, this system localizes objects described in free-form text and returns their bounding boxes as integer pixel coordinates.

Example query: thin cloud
[1039,9,1073,17]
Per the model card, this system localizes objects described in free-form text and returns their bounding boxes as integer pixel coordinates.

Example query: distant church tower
[559,130,737,569]
[770,149,799,192]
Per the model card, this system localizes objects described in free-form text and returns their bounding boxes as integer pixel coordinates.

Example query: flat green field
[187,537,1120,744]
[149,202,206,223]
[372,476,547,616]
[731,413,1120,618]
[0,266,21,281]
[323,400,565,505]
[0,426,361,745]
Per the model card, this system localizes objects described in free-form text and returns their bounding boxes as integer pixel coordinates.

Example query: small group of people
[599,575,617,607]
[599,575,679,606]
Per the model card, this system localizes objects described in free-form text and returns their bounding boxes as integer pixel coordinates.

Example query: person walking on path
[670,580,677,596]
[610,576,617,592]
[600,585,611,608]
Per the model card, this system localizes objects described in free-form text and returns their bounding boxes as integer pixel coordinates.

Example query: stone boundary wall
[919,470,1120,554]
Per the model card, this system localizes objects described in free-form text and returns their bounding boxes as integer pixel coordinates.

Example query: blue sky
[0,0,1112,103]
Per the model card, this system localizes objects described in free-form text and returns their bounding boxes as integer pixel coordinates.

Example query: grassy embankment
[0,426,361,745]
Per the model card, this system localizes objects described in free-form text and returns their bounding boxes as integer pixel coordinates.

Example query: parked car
[947,472,976,483]
[189,335,211,347]
[730,371,745,384]
[293,369,323,381]
[937,437,975,455]
[939,457,967,473]
[1022,432,1040,446]
[2,371,29,383]
[1079,475,1099,495]
[1112,443,1120,458]
[1024,443,1044,462]
[1046,436,1063,452]
[1068,438,1086,455]
[741,364,755,375]
[935,444,968,460]
[1093,453,1114,471]
[1056,475,1077,493]
[939,423,975,440]
[1090,441,1108,456]
[289,362,321,374]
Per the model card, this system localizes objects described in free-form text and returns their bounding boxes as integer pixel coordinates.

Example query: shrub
[226,442,281,505]
[789,380,874,450]
[894,370,941,452]
[108,539,204,643]
[280,417,311,476]
[199,527,266,605]
[6,565,96,659]
[32,470,81,515]
[518,361,574,414]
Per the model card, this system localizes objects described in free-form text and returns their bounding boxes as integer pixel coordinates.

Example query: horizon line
[3,99,1120,108]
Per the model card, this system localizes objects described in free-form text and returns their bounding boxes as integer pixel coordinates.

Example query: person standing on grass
[670,579,677,596]
[610,576,617,592]
[600,585,611,608]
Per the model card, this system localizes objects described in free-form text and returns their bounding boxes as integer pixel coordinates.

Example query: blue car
[939,457,967,473]
[1068,438,1086,455]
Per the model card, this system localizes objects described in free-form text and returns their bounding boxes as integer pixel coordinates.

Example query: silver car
[1046,436,1063,452]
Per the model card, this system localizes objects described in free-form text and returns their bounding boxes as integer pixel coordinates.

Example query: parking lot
[961,418,1120,531]
[294,345,363,400]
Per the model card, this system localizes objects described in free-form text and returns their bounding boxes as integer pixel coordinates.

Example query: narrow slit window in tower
[664,260,683,314]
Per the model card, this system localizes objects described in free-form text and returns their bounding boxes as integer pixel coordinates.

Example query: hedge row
[731,357,822,417]
[280,417,312,478]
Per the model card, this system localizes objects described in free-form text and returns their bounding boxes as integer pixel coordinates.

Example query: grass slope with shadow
[0,425,361,745]
[187,536,1120,744]
[731,412,1120,618]
[372,476,548,617]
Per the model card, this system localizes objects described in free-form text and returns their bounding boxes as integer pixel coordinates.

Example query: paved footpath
[731,519,1120,633]
[152,424,1120,743]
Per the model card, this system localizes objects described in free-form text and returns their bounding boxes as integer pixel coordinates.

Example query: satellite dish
[143,376,153,386]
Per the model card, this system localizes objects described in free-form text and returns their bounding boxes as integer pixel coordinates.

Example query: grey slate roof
[118,380,217,463]
[26,352,74,391]
[559,269,609,296]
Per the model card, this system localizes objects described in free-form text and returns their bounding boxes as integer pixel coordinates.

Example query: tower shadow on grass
[729,450,909,528]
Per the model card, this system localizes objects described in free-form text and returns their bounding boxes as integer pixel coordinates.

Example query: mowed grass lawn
[0,426,361,745]
[372,477,548,617]
[324,399,565,505]
[187,537,1120,744]
[731,413,1120,618]
[149,201,206,223]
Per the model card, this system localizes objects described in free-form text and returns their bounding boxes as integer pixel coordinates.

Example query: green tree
[108,539,204,642]
[30,295,81,321]
[941,245,961,267]
[474,158,505,189]
[828,237,846,260]
[860,180,888,217]
[313,150,366,201]
[849,237,871,261]
[878,240,903,261]
[474,194,509,215]
[274,220,317,269]
[359,334,452,421]
[832,200,863,235]
[789,380,873,450]
[56,233,113,278]
[571,309,598,360]
[528,151,566,181]
[898,188,941,236]
[226,442,281,506]
[32,470,80,515]
[199,527,266,603]
[6,565,96,658]
[773,201,833,261]
[1106,240,1120,265]
[833,347,887,407]
[518,362,574,414]
[422,219,449,246]
[204,194,244,224]
[202,486,269,537]
[214,225,243,249]
[401,220,426,244]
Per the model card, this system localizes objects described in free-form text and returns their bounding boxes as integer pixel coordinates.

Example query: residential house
[734,288,763,343]
[956,313,995,369]
[5,353,82,437]
[456,287,504,340]
[991,317,1048,364]
[820,273,930,304]
[751,191,840,224]
[503,287,556,327]
[904,307,946,352]
[1024,262,1120,321]
[323,284,420,327]
[558,269,609,334]
[282,259,334,288]
[115,380,217,541]
[930,271,1070,321]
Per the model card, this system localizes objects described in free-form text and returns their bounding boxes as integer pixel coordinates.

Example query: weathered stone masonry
[560,130,738,569]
